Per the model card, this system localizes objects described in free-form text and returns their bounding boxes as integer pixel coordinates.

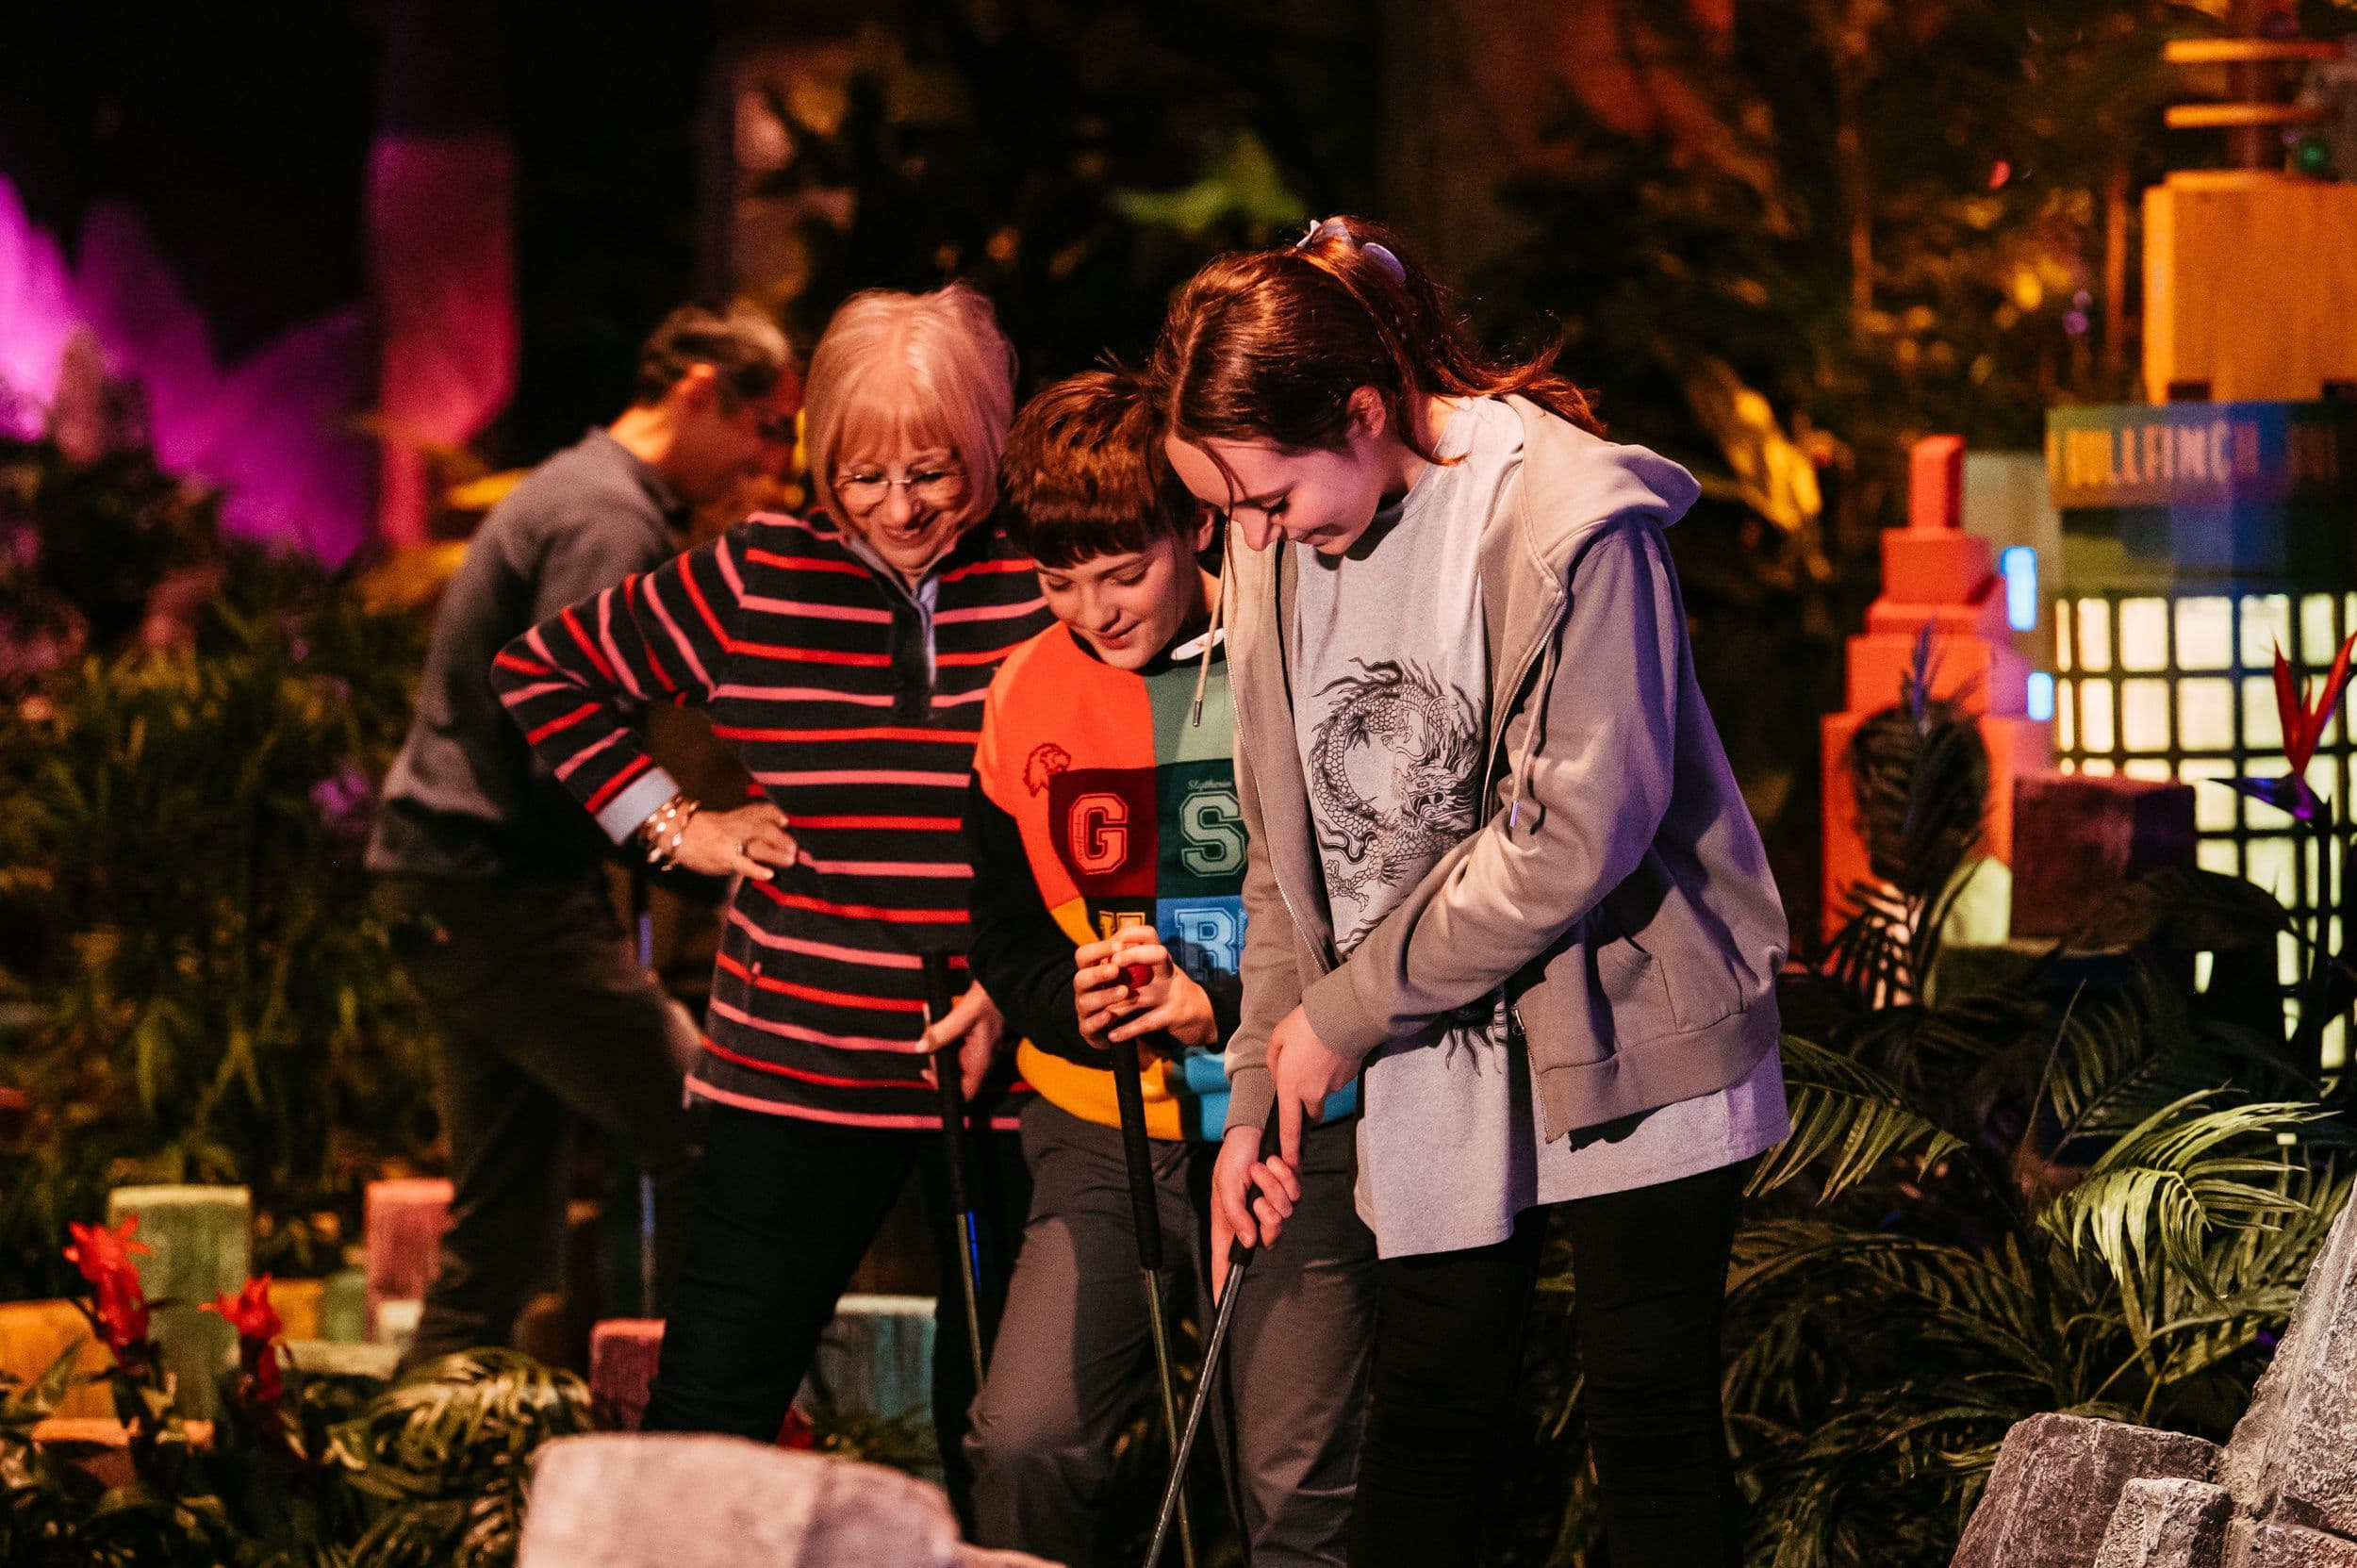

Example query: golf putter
[1111,960,1197,1568]
[922,950,989,1389]
[1146,1102,1281,1568]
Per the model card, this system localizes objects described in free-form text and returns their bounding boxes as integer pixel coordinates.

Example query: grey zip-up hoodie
[1223,395,1788,1143]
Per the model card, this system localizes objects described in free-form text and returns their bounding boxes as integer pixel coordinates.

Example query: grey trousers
[375,872,699,1371]
[967,1098,1376,1568]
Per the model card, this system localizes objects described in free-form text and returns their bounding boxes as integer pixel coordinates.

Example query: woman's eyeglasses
[836,466,967,514]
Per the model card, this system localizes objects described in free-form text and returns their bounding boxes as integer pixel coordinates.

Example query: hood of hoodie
[1476,396,1700,715]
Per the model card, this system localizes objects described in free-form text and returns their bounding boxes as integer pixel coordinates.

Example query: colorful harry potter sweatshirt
[966,624,1251,1142]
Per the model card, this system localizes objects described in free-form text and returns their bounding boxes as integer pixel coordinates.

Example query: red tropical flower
[777,1405,820,1450]
[206,1276,286,1405]
[62,1217,152,1352]
[2231,636,2357,823]
[205,1275,282,1343]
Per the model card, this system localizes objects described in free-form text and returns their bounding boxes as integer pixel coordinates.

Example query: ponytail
[1151,215,1601,461]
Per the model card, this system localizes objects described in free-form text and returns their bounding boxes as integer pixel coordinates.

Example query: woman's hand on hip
[921,982,1007,1101]
[672,801,802,881]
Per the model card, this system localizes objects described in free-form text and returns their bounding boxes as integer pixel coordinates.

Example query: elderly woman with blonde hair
[494,284,1049,1511]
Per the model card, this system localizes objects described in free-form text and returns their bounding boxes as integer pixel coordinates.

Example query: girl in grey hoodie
[1151,217,1790,1568]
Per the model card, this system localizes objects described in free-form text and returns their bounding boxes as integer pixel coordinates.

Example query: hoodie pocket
[1592,916,1674,1025]
[1600,851,1744,1032]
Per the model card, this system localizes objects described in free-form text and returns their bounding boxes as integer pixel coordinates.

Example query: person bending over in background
[369,302,798,1371]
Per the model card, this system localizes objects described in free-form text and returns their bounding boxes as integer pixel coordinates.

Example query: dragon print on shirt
[1306,658,1483,900]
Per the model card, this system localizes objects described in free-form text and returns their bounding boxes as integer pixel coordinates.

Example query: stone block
[107,1184,251,1420]
[363,1178,451,1341]
[2227,1518,2357,1568]
[589,1319,665,1431]
[30,1417,213,1492]
[1884,528,1994,604]
[374,1298,422,1359]
[266,1277,321,1342]
[2010,773,2199,942]
[0,1297,112,1418]
[1821,708,2052,945]
[1913,435,1968,530]
[317,1268,370,1344]
[517,1432,1056,1567]
[1951,1412,2219,1568]
[585,1297,940,1438]
[1845,630,2028,718]
[106,1185,251,1306]
[2220,1197,2357,1541]
[814,1294,935,1425]
[1930,941,2146,1015]
[2092,1477,2231,1568]
[285,1341,400,1382]
[1866,583,2016,641]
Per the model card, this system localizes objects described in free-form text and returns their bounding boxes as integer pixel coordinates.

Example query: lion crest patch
[1024,742,1073,796]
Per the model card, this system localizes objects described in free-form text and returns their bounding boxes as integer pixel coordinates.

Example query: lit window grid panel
[2052,590,2352,1058]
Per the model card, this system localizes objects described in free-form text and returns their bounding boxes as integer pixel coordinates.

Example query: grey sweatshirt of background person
[366,429,686,882]
[1223,394,1790,1252]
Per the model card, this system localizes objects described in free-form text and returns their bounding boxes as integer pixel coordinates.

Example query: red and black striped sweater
[492,510,1053,1129]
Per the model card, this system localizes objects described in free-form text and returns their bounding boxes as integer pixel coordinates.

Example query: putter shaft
[1141,1266,1196,1568]
[1147,1240,1252,1566]
[1146,1106,1281,1568]
[923,952,989,1390]
[1108,1028,1196,1568]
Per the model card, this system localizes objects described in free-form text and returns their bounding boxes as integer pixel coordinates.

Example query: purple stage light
[0,173,373,563]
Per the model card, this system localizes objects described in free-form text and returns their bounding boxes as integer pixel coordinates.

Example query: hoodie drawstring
[1190,524,1232,728]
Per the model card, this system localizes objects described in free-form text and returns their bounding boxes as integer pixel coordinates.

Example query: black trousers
[377,873,699,1372]
[639,1100,1030,1527]
[1346,1162,1748,1568]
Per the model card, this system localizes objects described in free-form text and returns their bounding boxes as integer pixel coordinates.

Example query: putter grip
[1107,1039,1164,1272]
[1228,1103,1284,1268]
[921,951,964,1125]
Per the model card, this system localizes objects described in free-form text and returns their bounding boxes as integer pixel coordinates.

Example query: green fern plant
[1728,666,2339,1567]
[327,1349,592,1568]
[0,534,436,1296]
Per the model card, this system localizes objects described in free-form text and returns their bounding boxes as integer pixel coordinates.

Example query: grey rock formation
[1953,1198,2357,1568]
[2092,1478,2231,1568]
[517,1432,1055,1568]
[1953,1413,2219,1568]
[2226,1518,2357,1568]
[2220,1195,2357,1542]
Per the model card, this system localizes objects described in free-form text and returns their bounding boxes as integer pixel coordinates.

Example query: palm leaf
[328,1348,590,1568]
[1825,879,1920,1005]
[2043,975,2309,1148]
[2069,865,2291,952]
[1752,1036,1969,1199]
[1845,661,1989,902]
[2134,1164,2351,1393]
[2039,1094,2320,1312]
